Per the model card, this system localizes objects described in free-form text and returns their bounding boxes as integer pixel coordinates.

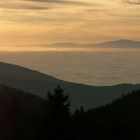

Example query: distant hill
[94,39,140,48]
[48,42,84,48]
[0,62,140,110]
[48,39,140,48]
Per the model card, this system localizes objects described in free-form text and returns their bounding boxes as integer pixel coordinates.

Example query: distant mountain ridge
[94,39,140,48]
[48,39,140,48]
[0,62,140,110]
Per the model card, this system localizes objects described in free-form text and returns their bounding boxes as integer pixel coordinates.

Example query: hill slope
[86,90,140,140]
[0,84,139,140]
[0,62,140,109]
[0,85,43,140]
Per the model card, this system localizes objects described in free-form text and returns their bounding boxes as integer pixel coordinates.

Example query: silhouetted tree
[46,85,71,121]
[42,86,71,140]
[74,106,85,115]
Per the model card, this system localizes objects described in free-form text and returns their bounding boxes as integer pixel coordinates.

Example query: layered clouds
[0,0,140,47]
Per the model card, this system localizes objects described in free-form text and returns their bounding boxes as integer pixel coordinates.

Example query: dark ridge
[0,61,140,110]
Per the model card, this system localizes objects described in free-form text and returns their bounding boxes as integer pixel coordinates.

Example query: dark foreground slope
[84,90,140,140]
[0,85,139,140]
[72,90,140,140]
[0,62,140,109]
[0,85,43,140]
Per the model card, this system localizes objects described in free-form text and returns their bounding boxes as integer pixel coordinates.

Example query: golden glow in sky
[0,0,140,48]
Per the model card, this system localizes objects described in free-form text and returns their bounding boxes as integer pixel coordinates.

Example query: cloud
[0,1,49,10]
[0,0,94,11]
[25,0,92,6]
[122,0,140,5]
[0,4,49,10]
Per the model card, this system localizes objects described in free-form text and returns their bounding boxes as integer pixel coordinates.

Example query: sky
[0,0,140,48]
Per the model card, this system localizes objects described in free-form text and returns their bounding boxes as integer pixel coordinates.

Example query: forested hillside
[0,85,139,140]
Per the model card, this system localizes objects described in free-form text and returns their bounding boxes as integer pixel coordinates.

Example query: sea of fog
[0,47,140,86]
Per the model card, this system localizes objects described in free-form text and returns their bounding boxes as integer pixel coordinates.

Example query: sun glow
[0,0,139,49]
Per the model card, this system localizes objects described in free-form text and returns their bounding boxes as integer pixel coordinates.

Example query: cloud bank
[0,0,93,11]
[0,0,139,46]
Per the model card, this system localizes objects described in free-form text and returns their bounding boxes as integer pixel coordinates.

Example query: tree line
[1,85,140,140]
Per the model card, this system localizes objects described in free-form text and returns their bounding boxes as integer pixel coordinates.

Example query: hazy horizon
[0,38,140,52]
[0,49,140,86]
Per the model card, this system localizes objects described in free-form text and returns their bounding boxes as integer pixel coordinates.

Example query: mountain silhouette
[48,39,140,48]
[94,39,140,48]
[0,62,140,110]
